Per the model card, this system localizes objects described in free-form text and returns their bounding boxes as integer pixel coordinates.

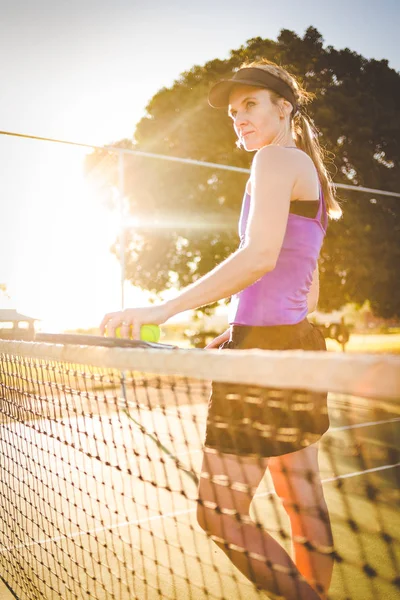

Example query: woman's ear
[281,99,293,118]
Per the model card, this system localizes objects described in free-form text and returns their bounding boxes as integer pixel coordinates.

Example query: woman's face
[228,85,286,151]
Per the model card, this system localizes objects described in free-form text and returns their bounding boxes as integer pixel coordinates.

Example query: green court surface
[326,333,400,354]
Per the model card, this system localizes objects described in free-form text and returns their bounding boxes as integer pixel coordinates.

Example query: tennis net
[0,337,399,600]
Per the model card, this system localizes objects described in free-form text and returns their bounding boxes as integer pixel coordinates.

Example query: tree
[85,27,400,318]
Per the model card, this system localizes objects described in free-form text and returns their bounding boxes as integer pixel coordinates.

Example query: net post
[118,149,128,411]
[119,149,126,311]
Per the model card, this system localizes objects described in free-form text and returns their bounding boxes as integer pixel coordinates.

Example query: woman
[100,59,342,599]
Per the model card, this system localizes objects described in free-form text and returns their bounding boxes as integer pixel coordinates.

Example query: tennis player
[100,59,342,599]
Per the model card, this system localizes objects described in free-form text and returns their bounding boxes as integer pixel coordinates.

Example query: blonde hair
[239,59,342,219]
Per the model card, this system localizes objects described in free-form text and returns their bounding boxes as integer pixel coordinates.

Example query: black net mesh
[0,339,399,600]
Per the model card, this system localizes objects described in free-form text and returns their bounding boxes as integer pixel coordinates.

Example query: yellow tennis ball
[140,324,161,342]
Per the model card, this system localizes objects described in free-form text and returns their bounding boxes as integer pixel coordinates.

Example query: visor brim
[208,79,264,108]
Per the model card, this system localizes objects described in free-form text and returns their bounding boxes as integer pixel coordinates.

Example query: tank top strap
[316,183,328,231]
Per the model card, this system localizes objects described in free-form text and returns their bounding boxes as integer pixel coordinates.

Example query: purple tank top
[228,180,328,327]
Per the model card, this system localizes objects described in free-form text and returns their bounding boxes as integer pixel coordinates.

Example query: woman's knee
[196,498,208,532]
[197,449,267,535]
[196,488,248,532]
[196,474,222,534]
[196,482,255,541]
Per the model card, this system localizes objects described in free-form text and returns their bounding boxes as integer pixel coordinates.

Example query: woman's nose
[234,112,248,128]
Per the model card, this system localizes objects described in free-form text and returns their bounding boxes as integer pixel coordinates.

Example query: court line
[255,462,400,498]
[329,417,400,432]
[1,461,398,554]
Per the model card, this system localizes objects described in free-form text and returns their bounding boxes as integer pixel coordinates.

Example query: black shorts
[204,318,329,458]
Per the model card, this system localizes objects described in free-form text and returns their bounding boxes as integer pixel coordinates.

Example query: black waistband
[230,318,312,347]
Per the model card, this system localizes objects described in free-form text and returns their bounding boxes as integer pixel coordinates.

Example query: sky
[0,0,399,331]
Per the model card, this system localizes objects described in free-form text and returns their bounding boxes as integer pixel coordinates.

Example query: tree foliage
[85,27,400,318]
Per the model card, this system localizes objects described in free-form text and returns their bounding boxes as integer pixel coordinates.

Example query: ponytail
[240,59,342,219]
[293,111,342,219]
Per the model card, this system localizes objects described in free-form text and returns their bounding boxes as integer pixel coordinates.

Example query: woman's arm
[164,146,297,319]
[101,147,298,337]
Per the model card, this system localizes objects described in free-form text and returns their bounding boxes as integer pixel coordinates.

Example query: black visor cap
[208,67,297,113]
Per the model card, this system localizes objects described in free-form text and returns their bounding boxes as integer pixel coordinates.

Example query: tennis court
[0,340,399,600]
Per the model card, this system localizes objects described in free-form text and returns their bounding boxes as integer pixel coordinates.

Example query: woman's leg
[197,447,323,599]
[268,444,334,599]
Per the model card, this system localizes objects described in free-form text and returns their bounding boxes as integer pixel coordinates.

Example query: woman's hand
[100,303,170,339]
[204,328,230,349]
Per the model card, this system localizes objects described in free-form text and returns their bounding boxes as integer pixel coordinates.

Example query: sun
[10,142,149,332]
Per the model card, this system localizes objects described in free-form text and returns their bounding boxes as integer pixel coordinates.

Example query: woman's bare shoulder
[248,146,317,198]
[252,145,311,171]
